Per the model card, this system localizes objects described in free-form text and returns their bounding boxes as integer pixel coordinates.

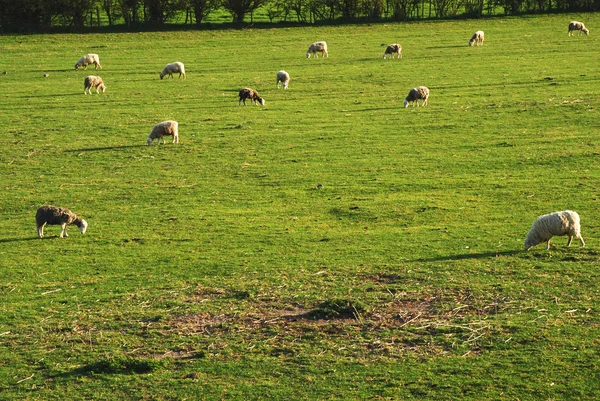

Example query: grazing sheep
[147,120,179,145]
[568,21,589,36]
[403,86,429,108]
[238,88,265,106]
[84,75,106,94]
[524,210,585,251]
[36,205,88,238]
[160,62,186,79]
[383,44,402,59]
[469,31,485,46]
[276,70,290,89]
[306,41,328,58]
[74,54,102,70]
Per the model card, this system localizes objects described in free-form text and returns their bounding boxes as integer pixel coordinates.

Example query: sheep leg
[578,236,585,247]
[37,223,45,238]
[60,223,68,238]
[546,239,551,250]
[567,236,573,247]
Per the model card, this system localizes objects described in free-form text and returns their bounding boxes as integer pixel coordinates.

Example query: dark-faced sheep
[306,41,328,58]
[568,21,589,36]
[36,205,88,238]
[383,44,402,59]
[75,54,102,70]
[147,120,179,145]
[276,70,290,89]
[524,210,585,250]
[160,62,186,79]
[84,75,106,94]
[238,88,265,106]
[469,31,485,46]
[404,86,429,108]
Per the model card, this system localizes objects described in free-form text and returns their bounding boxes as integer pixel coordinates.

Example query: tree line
[1,0,598,32]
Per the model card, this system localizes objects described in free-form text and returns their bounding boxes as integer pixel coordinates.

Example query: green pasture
[1,13,599,400]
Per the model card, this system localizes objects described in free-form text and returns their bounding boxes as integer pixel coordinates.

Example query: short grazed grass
[1,13,599,400]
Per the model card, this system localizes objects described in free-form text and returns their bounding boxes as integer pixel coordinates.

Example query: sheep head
[78,220,88,234]
[583,28,589,35]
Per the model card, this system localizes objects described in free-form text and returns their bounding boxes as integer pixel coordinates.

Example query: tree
[221,0,268,23]
[188,0,219,24]
[143,0,177,24]
[102,0,123,25]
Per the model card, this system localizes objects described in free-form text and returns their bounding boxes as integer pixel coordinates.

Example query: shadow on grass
[411,250,522,262]
[0,237,40,243]
[17,93,81,98]
[53,358,165,378]
[64,144,148,152]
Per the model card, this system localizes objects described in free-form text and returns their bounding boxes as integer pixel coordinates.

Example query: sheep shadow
[0,237,40,243]
[65,145,148,152]
[17,93,81,98]
[411,250,522,262]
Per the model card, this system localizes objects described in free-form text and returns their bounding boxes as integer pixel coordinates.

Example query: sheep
[238,88,265,106]
[84,75,106,94]
[568,21,589,36]
[306,41,328,58]
[160,62,186,79]
[74,54,102,70]
[147,120,179,145]
[383,44,402,59]
[524,210,585,251]
[276,70,290,89]
[469,31,485,46]
[36,205,88,238]
[403,86,429,108]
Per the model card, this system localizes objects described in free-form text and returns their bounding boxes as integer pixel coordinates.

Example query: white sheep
[147,120,179,145]
[524,210,585,251]
[469,31,485,46]
[403,86,429,108]
[238,88,265,106]
[75,54,102,70]
[84,75,106,94]
[36,205,88,238]
[568,21,589,36]
[276,70,290,89]
[306,41,328,58]
[160,62,186,79]
[383,44,402,59]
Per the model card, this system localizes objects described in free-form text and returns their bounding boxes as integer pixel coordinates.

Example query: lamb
[568,21,589,36]
[469,31,485,46]
[36,205,88,238]
[160,62,186,79]
[276,70,290,89]
[306,41,328,58]
[383,44,402,59]
[83,75,106,94]
[74,54,102,70]
[524,210,585,251]
[403,86,429,108]
[147,120,179,145]
[238,88,265,106]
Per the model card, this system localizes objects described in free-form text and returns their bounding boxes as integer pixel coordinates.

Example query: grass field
[1,13,600,400]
